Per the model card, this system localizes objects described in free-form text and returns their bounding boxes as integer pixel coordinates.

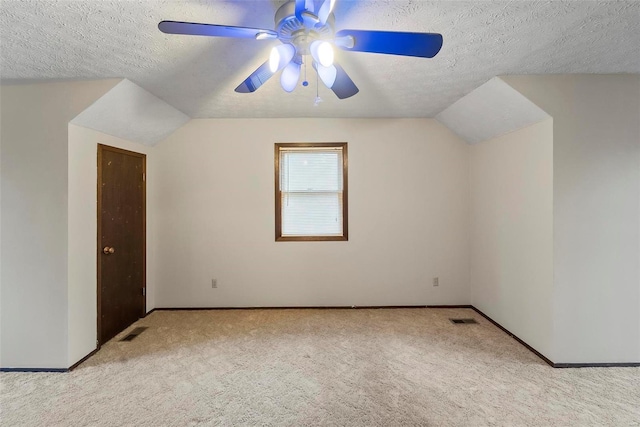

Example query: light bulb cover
[269,48,279,73]
[310,41,334,68]
[280,61,301,92]
[316,64,337,88]
[269,44,296,73]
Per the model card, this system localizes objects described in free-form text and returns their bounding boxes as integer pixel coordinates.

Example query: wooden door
[97,144,146,345]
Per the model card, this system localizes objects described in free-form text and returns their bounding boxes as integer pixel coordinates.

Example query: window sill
[276,235,348,242]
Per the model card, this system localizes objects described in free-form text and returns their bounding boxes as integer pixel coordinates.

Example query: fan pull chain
[314,68,322,106]
[302,57,309,87]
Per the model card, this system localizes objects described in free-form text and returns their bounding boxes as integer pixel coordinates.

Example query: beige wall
[0,85,4,366]
[3,75,638,368]
[67,124,155,367]
[505,75,640,363]
[470,119,554,359]
[0,80,119,369]
[153,118,470,307]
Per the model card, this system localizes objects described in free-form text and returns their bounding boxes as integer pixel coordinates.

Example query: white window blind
[280,147,344,237]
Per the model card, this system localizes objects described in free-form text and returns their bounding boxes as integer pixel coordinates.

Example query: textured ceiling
[1,1,639,118]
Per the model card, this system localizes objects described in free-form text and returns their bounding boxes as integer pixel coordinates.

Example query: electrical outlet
[433,277,439,287]
[211,279,218,289]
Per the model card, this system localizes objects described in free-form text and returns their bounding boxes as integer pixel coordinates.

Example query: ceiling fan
[159,0,443,99]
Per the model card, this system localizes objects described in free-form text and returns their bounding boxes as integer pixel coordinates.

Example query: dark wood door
[97,144,146,345]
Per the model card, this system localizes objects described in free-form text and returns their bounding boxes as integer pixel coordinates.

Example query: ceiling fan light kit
[310,40,334,67]
[159,0,443,100]
[281,60,302,92]
[269,44,296,73]
[316,64,337,88]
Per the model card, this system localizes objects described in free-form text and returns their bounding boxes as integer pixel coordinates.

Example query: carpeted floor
[1,308,639,426]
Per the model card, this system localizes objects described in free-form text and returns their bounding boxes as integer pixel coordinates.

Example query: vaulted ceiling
[1,0,638,118]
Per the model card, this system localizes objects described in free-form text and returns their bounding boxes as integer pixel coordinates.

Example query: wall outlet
[211,278,218,289]
[433,277,439,287]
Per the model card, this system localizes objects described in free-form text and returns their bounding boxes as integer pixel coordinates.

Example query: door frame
[97,144,147,347]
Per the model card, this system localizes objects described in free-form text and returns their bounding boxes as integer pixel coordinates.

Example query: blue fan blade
[159,21,277,39]
[335,29,443,58]
[331,63,359,99]
[235,61,274,93]
[295,0,305,20]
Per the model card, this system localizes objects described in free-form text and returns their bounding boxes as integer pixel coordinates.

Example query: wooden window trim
[275,142,348,242]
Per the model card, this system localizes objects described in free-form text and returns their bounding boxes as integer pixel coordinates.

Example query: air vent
[449,318,478,324]
[120,326,148,341]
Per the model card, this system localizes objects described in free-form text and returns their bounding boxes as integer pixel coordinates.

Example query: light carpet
[1,308,639,426]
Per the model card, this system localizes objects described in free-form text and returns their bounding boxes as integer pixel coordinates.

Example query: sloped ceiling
[70,79,190,146]
[1,1,639,118]
[436,77,551,145]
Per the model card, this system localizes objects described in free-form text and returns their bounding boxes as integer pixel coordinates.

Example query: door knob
[103,246,115,254]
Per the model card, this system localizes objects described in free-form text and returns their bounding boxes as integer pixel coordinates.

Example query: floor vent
[449,318,478,324]
[120,327,148,342]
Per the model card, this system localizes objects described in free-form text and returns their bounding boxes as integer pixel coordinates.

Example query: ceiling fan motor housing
[275,0,335,54]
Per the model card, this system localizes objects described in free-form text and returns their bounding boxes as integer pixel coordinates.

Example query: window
[275,143,348,241]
